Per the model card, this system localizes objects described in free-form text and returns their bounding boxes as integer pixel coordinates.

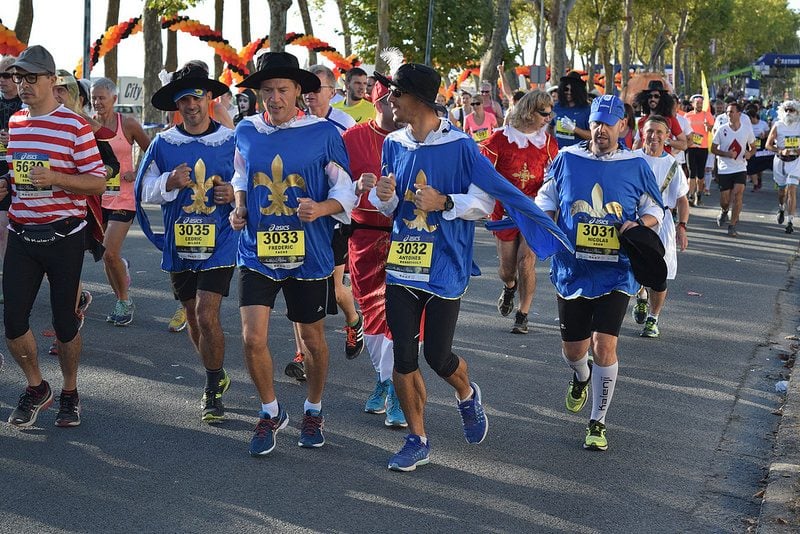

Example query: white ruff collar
[387,118,469,151]
[245,113,325,135]
[502,125,548,149]
[160,125,233,147]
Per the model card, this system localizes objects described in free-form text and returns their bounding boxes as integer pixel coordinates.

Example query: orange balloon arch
[0,20,26,56]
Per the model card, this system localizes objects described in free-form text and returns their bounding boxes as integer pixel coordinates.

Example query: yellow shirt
[332,98,376,124]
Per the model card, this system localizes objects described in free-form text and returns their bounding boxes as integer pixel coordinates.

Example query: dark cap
[618,225,667,288]
[237,52,320,93]
[646,80,667,92]
[151,63,230,111]
[374,63,442,111]
[11,45,56,74]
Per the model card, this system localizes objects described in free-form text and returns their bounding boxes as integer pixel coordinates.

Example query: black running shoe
[55,391,81,427]
[344,313,365,359]
[284,352,306,381]
[8,382,53,427]
[511,311,528,334]
[497,283,516,317]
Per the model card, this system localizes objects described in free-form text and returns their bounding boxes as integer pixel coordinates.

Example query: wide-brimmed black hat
[152,64,230,111]
[619,224,667,288]
[374,63,441,110]
[559,70,584,85]
[237,52,320,93]
[646,80,668,92]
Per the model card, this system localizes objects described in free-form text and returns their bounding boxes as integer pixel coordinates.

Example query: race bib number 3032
[386,237,434,282]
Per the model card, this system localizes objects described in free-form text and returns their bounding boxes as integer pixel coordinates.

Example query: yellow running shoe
[584,419,608,451]
[168,306,187,333]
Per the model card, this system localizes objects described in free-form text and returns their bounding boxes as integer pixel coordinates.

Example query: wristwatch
[677,221,688,230]
[443,195,454,211]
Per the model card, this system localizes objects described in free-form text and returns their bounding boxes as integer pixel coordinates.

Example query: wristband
[677,221,687,230]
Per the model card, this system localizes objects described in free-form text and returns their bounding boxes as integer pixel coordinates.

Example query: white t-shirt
[713,121,756,174]
[751,119,770,157]
[672,114,692,165]
[635,149,688,279]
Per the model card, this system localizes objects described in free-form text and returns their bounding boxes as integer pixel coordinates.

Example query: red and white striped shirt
[6,105,105,224]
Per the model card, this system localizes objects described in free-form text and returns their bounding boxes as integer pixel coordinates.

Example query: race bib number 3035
[174,215,216,260]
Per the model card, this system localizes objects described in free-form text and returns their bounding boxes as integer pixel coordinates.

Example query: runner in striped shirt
[3,46,106,429]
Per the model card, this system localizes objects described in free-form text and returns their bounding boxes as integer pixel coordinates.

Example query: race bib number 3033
[257,229,305,269]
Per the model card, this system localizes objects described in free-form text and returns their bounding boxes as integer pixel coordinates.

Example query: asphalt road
[0,174,798,533]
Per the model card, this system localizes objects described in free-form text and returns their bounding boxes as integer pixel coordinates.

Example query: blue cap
[173,87,207,102]
[589,94,625,125]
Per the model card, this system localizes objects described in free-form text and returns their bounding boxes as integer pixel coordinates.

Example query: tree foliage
[343,0,494,69]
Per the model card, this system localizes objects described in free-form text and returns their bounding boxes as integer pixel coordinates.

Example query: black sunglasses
[390,88,406,98]
[471,101,482,106]
[648,93,661,100]
[0,73,12,80]
[535,109,552,117]
[11,72,50,84]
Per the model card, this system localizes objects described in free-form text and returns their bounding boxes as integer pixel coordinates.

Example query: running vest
[102,113,135,210]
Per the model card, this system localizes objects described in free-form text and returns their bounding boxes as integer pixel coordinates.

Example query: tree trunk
[104,0,121,82]
[297,0,317,66]
[621,0,632,93]
[334,0,352,56]
[165,30,178,72]
[268,0,292,52]
[14,0,34,45]
[671,9,690,93]
[214,0,224,78]
[374,0,390,73]
[143,7,164,125]
[548,0,577,84]
[480,0,511,91]
[240,0,254,73]
[598,25,613,95]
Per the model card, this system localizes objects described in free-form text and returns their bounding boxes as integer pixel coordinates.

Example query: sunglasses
[390,88,406,98]
[311,85,335,94]
[535,109,552,117]
[786,108,797,113]
[471,101,482,106]
[648,93,661,100]
[480,90,490,94]
[0,73,12,80]
[11,72,50,84]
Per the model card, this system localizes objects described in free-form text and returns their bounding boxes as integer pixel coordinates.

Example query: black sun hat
[373,63,442,110]
[618,224,667,288]
[151,63,230,111]
[237,52,320,93]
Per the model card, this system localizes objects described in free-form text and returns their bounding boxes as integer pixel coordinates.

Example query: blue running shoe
[364,375,388,414]
[384,381,407,428]
[457,382,488,444]
[249,405,288,456]
[388,434,431,472]
[298,409,325,448]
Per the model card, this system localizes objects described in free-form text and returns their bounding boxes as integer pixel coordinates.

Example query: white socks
[304,399,322,413]
[590,362,619,423]
[261,400,279,418]
[563,350,591,382]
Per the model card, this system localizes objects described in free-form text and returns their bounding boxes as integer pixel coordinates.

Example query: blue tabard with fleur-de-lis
[545,143,664,298]
[235,115,350,281]
[135,125,237,272]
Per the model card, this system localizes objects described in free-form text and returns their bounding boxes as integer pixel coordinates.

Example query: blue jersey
[135,124,238,273]
[381,124,570,299]
[235,114,353,281]
[552,103,591,148]
[542,143,664,298]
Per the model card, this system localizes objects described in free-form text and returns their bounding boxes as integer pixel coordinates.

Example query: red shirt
[480,128,559,221]
[342,120,393,229]
[7,105,104,224]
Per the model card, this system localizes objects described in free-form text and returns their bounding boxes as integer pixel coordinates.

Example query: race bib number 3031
[574,217,620,262]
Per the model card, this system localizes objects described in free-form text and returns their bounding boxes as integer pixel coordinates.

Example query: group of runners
[1,44,794,471]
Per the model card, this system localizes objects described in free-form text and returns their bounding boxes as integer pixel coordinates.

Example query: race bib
[555,119,574,138]
[691,132,704,145]
[257,224,305,269]
[575,217,620,262]
[13,152,52,198]
[104,170,120,196]
[386,236,434,282]
[174,215,216,260]
[785,136,800,149]
[471,128,490,142]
